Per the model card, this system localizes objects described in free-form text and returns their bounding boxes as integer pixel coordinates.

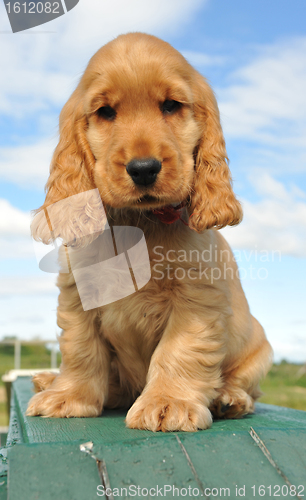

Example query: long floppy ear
[188,73,243,233]
[31,87,101,245]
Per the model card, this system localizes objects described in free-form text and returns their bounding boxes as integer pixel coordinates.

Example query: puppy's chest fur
[91,222,229,380]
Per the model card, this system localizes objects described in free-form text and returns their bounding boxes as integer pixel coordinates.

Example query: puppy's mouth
[137,194,159,205]
[132,194,175,210]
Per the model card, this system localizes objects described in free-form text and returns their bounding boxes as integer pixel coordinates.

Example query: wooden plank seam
[175,435,209,499]
[249,427,303,500]
[96,460,114,500]
[79,441,114,500]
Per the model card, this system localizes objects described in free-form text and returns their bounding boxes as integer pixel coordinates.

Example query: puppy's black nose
[126,158,161,186]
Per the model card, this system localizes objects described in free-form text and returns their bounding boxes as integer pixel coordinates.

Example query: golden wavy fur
[27,33,272,431]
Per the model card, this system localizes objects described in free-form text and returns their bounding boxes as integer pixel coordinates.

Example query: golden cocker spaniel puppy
[26,33,273,431]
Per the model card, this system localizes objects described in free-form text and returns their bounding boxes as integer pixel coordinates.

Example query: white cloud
[56,0,207,55]
[0,274,56,297]
[0,199,34,259]
[221,172,306,257]
[219,37,306,151]
[0,199,31,236]
[0,139,54,188]
[181,51,224,68]
[0,237,34,259]
[250,171,299,204]
[0,67,73,117]
[0,279,59,341]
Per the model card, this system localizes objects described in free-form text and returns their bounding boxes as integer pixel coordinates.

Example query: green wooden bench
[1,377,305,500]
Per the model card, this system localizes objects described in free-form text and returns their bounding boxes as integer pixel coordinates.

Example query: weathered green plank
[250,428,306,492]
[0,480,7,500]
[6,377,306,500]
[251,403,306,430]
[91,437,201,500]
[0,447,7,500]
[13,377,306,446]
[6,387,24,448]
[8,442,102,500]
[179,431,289,499]
[0,436,7,449]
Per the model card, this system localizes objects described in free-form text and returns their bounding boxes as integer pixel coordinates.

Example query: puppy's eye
[96,106,116,121]
[162,100,181,115]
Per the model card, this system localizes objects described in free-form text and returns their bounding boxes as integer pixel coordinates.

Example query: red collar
[151,202,188,225]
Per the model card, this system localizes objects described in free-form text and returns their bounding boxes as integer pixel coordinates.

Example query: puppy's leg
[211,318,273,419]
[27,298,110,418]
[126,311,226,432]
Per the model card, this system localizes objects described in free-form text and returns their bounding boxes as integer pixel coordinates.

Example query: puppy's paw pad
[126,395,212,432]
[210,389,254,419]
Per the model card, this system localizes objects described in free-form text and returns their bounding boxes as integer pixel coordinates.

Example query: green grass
[0,343,61,377]
[259,361,306,411]
[0,343,61,427]
[0,402,8,426]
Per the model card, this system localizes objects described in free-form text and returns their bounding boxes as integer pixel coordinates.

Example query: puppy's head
[33,33,242,243]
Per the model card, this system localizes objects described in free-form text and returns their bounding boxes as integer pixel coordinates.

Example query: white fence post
[14,340,21,370]
[51,344,57,368]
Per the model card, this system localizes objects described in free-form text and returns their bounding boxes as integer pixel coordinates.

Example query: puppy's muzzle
[126,158,161,186]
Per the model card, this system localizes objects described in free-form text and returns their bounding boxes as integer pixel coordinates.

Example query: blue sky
[0,0,305,362]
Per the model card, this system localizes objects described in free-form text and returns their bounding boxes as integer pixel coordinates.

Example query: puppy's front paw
[126,394,212,432]
[26,389,102,418]
[210,388,254,419]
